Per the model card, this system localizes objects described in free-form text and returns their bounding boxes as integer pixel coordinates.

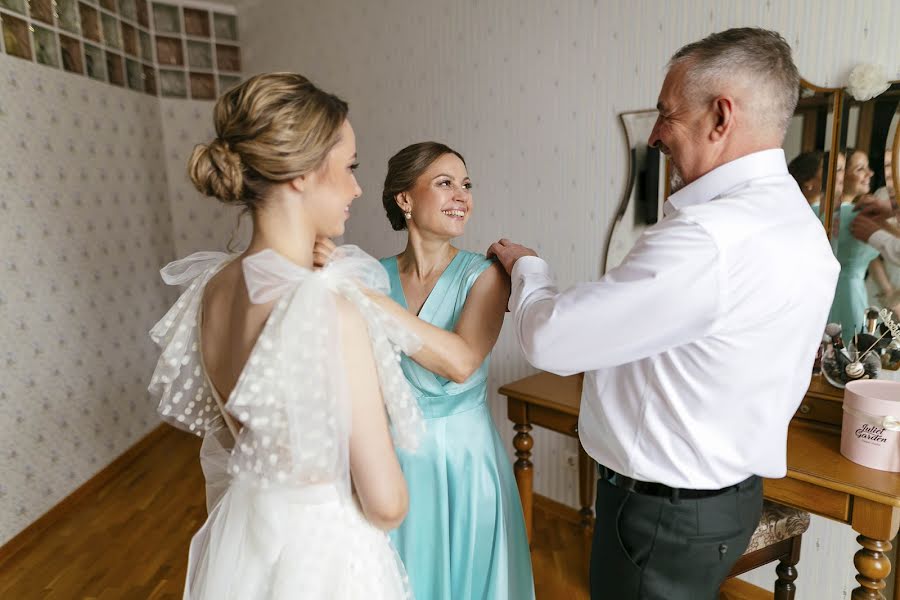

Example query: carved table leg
[852,535,892,600]
[513,422,534,543]
[577,446,595,530]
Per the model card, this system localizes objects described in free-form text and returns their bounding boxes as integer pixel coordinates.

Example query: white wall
[235,0,900,597]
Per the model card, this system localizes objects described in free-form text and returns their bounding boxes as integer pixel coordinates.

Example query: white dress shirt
[509,149,840,489]
[869,229,900,265]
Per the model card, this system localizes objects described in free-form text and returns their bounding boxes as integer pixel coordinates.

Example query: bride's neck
[245,196,316,268]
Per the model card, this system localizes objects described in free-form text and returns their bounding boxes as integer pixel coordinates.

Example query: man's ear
[710,96,735,142]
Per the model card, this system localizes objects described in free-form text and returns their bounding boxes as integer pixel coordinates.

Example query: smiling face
[398,153,472,239]
[844,150,873,199]
[647,61,719,192]
[301,120,361,237]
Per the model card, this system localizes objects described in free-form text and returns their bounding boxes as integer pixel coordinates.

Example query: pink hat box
[841,380,900,472]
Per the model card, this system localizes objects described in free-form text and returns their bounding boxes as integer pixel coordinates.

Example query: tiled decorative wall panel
[0,0,241,99]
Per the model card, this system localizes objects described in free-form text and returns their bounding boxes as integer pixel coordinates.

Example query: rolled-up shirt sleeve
[508,218,722,375]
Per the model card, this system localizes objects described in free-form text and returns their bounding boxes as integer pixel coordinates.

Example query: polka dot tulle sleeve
[148,245,424,491]
[148,251,233,436]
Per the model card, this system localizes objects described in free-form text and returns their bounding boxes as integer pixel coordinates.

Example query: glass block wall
[0,0,241,99]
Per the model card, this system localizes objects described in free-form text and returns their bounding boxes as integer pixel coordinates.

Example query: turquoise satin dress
[829,203,880,335]
[381,251,535,600]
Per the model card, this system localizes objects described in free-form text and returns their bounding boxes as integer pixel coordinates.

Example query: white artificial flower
[846,63,890,102]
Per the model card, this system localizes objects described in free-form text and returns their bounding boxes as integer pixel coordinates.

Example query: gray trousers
[589,473,762,600]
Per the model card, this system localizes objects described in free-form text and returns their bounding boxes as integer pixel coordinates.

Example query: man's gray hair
[670,28,800,140]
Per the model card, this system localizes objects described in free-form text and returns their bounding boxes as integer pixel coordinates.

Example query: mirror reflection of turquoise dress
[828,202,880,335]
[380,251,535,600]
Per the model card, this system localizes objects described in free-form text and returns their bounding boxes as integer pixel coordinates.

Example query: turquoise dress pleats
[381,251,535,600]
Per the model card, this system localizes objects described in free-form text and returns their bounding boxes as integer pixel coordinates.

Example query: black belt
[598,465,738,502]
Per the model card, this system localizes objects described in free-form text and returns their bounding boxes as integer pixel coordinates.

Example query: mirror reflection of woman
[829,148,887,336]
[788,150,824,211]
[865,150,900,313]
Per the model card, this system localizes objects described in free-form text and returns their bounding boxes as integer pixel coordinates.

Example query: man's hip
[589,468,763,600]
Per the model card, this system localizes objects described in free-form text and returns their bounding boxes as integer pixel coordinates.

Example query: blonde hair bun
[189,138,244,205]
[186,72,349,211]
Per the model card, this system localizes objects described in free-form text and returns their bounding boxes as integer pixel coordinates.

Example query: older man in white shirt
[489,28,839,600]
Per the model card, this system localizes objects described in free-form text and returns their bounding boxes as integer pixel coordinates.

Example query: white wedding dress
[148,246,424,600]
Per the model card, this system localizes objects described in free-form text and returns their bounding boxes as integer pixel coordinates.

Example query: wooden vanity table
[501,371,900,600]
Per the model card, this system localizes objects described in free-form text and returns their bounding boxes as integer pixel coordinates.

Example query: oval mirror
[604,80,841,276]
[830,82,900,338]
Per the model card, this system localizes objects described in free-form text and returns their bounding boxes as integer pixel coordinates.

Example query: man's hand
[855,194,893,220]
[487,238,538,275]
[313,236,336,269]
[850,214,884,242]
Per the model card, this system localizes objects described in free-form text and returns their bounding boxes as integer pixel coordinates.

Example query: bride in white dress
[147,73,423,599]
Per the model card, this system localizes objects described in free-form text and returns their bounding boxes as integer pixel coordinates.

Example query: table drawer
[794,394,843,428]
[764,477,850,522]
[530,405,579,437]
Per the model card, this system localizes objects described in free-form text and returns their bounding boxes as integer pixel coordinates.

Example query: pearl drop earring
[404,211,412,220]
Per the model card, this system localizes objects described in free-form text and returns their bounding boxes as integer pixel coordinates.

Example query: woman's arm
[870,257,894,299]
[339,297,408,531]
[369,263,509,383]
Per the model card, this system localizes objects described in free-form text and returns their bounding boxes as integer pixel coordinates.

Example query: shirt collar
[662,148,788,216]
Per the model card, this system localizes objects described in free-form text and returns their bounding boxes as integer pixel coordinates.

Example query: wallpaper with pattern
[0,53,180,544]
[159,98,248,258]
[3,0,900,596]
[237,0,900,597]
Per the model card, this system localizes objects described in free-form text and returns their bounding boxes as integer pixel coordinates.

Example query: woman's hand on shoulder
[313,236,337,269]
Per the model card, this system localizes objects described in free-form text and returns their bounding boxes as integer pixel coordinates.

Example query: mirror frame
[603,109,660,274]
[604,79,896,275]
[892,88,900,202]
[799,78,845,241]
[827,79,900,235]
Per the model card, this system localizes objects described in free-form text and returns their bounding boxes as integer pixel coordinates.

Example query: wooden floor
[0,426,766,599]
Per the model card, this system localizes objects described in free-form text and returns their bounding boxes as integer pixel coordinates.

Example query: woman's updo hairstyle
[382,142,466,231]
[188,72,349,211]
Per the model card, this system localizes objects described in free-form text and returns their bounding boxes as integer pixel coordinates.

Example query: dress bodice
[836,202,880,277]
[380,251,494,418]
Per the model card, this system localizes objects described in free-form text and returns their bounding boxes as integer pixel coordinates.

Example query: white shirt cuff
[508,256,550,312]
[869,229,894,252]
[510,255,549,279]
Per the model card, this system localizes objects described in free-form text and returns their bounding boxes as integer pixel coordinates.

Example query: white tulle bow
[236,245,423,458]
[160,251,233,286]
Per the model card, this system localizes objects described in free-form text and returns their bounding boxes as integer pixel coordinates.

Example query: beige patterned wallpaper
[2,1,900,596]
[159,98,247,257]
[0,53,179,544]
[236,0,900,597]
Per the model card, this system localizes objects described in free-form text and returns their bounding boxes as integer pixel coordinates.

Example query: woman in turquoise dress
[367,142,534,599]
[829,149,882,336]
